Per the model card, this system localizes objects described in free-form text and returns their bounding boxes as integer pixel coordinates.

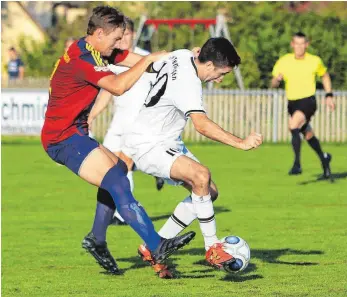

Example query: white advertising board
[1,89,49,135]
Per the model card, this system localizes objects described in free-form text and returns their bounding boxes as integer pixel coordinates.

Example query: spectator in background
[7,47,24,81]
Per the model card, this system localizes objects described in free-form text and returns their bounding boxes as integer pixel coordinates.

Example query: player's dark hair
[198,37,241,68]
[124,17,135,32]
[293,32,308,41]
[87,6,125,35]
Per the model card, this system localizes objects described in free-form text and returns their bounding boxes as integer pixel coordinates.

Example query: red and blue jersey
[41,37,129,150]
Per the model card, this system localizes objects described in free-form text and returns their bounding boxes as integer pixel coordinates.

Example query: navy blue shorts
[46,134,99,175]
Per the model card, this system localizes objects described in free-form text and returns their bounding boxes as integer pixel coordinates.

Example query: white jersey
[124,49,205,157]
[106,47,155,133]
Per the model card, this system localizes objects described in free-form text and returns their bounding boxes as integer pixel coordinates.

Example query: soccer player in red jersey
[41,6,195,274]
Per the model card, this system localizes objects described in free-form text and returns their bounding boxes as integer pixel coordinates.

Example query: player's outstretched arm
[88,89,113,127]
[117,52,166,73]
[116,52,143,68]
[98,51,167,96]
[190,113,263,150]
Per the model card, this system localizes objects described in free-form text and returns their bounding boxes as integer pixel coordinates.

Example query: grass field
[2,138,347,297]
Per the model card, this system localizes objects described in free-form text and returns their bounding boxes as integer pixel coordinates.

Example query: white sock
[158,196,197,239]
[127,171,134,193]
[191,191,219,250]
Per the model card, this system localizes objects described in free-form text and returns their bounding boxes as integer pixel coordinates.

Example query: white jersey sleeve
[171,74,204,117]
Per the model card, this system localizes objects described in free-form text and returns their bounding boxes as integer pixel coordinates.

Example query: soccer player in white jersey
[120,37,263,276]
[88,17,165,225]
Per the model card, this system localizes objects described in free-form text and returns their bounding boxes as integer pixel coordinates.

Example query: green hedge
[19,2,347,89]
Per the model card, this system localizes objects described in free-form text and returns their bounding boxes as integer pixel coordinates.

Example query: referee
[271,32,335,178]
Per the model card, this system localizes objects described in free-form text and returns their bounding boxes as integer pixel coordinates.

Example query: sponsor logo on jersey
[169,56,179,80]
[94,66,110,72]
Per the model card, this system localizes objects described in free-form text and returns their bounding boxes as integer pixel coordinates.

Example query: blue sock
[100,160,161,251]
[92,202,114,244]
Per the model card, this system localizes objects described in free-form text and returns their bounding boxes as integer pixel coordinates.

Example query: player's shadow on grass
[298,171,347,185]
[251,248,323,266]
[180,247,323,266]
[116,242,321,280]
[151,206,231,222]
[177,247,323,281]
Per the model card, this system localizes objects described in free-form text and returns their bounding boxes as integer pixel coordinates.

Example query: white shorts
[103,129,124,153]
[103,110,137,152]
[125,141,199,186]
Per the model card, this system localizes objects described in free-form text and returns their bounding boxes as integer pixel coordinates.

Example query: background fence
[1,88,346,142]
[91,89,347,143]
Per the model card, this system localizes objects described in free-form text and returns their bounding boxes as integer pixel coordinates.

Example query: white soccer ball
[220,235,250,273]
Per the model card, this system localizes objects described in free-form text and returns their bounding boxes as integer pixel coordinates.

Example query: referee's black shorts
[287,95,317,123]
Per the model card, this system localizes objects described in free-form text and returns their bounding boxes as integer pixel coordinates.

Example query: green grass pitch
[2,138,347,296]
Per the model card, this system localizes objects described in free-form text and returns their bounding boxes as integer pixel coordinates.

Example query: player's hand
[240,132,263,150]
[325,96,335,112]
[191,47,201,58]
[147,51,169,63]
[276,73,284,82]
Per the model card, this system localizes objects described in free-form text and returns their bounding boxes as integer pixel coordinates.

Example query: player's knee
[116,158,128,175]
[100,162,132,207]
[304,130,314,140]
[193,166,211,187]
[289,122,299,130]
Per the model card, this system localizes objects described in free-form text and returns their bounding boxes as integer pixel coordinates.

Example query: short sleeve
[316,57,327,77]
[172,76,205,117]
[76,54,114,86]
[272,58,283,77]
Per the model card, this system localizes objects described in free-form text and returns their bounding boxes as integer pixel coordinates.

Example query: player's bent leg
[97,147,133,226]
[158,179,219,240]
[170,156,234,268]
[302,127,332,179]
[78,146,117,186]
[77,147,124,274]
[108,151,134,225]
[95,157,196,263]
[45,137,121,274]
[288,111,306,175]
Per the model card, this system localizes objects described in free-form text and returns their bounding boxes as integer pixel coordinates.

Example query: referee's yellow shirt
[272,53,327,100]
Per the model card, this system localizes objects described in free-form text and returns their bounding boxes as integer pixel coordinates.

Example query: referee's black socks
[291,128,301,167]
[307,136,325,164]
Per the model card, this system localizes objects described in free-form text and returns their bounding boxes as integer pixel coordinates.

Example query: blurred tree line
[18,1,347,89]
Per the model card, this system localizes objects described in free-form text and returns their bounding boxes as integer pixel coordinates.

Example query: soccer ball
[220,235,250,273]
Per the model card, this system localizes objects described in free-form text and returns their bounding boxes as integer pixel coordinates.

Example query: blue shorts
[46,134,100,175]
